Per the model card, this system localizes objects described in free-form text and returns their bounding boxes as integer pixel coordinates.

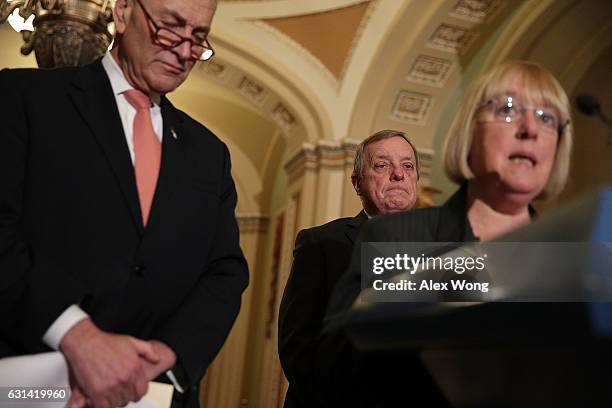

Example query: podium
[345,187,612,407]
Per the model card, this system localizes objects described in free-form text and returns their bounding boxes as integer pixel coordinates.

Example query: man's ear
[351,174,361,195]
[113,0,131,35]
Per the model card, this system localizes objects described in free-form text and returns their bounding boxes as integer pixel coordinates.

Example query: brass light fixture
[0,0,114,68]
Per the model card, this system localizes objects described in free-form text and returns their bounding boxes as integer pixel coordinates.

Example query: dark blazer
[0,61,249,397]
[326,184,537,318]
[280,209,450,408]
[278,211,367,408]
[323,185,551,408]
[326,185,476,319]
[315,189,483,408]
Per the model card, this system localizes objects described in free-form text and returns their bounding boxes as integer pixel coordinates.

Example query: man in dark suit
[278,130,420,407]
[0,0,248,407]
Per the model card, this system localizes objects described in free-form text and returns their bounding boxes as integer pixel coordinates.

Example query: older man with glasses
[0,1,248,407]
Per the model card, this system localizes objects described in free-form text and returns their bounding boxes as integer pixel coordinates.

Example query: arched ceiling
[263,2,370,80]
[349,0,518,161]
[210,0,610,191]
[208,0,530,185]
[1,0,610,210]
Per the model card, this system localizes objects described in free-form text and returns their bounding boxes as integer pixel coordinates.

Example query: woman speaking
[318,61,574,408]
[327,60,573,315]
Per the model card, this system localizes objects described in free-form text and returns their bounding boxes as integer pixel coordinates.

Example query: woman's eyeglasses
[477,96,569,136]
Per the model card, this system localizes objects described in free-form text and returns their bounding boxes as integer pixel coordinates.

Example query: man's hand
[142,340,177,380]
[60,319,159,408]
[66,385,88,408]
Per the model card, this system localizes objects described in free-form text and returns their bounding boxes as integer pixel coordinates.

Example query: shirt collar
[101,52,160,107]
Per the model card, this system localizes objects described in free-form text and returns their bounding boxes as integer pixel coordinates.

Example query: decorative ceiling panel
[262,1,371,79]
[427,24,478,54]
[196,58,301,138]
[272,103,297,133]
[391,90,433,126]
[237,76,270,106]
[199,60,230,83]
[450,0,505,23]
[406,55,454,87]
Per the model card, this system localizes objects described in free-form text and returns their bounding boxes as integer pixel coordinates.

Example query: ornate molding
[271,103,297,133]
[284,140,359,184]
[237,76,269,106]
[416,147,434,180]
[427,23,478,54]
[406,54,454,87]
[284,143,317,184]
[199,60,231,83]
[197,57,301,136]
[236,213,269,233]
[450,0,505,24]
[391,90,433,125]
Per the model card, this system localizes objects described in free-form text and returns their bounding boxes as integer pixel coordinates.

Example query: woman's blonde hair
[443,60,573,200]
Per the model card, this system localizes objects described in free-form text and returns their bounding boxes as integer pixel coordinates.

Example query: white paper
[0,352,173,407]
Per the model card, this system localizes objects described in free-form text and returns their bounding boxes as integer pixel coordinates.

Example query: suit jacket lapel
[345,210,368,243]
[146,96,188,231]
[68,60,143,233]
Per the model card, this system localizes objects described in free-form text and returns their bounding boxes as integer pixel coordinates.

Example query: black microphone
[575,93,612,130]
[576,94,600,116]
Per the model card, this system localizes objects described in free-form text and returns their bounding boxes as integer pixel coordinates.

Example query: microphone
[576,94,600,116]
[575,93,612,130]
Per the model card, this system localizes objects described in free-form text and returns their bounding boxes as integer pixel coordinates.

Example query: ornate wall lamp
[0,0,114,68]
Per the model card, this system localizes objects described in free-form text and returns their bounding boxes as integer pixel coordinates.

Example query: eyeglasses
[134,0,214,61]
[477,96,569,136]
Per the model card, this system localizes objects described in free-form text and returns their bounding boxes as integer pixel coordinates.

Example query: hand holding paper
[60,319,159,407]
[142,340,177,381]
[0,352,174,408]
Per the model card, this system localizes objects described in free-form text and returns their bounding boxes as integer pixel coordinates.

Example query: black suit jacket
[326,185,476,319]
[326,184,536,318]
[316,190,482,408]
[278,211,367,408]
[0,61,249,392]
[280,209,450,408]
[322,185,548,408]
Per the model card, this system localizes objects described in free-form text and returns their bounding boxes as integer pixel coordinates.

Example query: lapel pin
[171,128,178,140]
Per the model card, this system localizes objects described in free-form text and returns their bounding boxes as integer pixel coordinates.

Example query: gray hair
[352,130,420,180]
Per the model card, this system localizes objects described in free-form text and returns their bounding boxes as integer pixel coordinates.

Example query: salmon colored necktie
[123,89,161,227]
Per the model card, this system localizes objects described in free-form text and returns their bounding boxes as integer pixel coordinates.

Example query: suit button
[133,264,145,276]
